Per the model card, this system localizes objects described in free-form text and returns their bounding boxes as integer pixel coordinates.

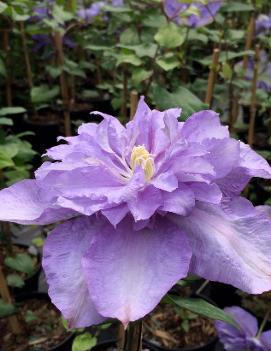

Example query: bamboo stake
[2,29,12,106]
[53,31,72,136]
[0,265,23,335]
[19,21,33,88]
[248,45,260,146]
[243,13,255,70]
[130,90,138,120]
[205,48,220,108]
[124,321,142,351]
[121,65,128,119]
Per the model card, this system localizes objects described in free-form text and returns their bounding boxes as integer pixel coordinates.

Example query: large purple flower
[215,306,271,351]
[163,0,221,28]
[1,97,271,327]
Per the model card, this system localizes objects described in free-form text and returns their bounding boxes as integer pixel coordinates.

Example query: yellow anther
[130,145,155,181]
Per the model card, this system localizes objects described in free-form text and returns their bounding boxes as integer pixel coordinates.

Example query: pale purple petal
[151,171,178,192]
[181,110,229,142]
[82,216,191,326]
[260,330,271,349]
[162,185,195,216]
[42,217,105,328]
[0,179,74,225]
[171,199,271,293]
[128,185,162,221]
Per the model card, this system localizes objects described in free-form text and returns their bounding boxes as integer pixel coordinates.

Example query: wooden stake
[0,265,23,335]
[243,13,255,70]
[130,91,138,120]
[53,31,72,136]
[2,29,12,106]
[19,21,33,88]
[248,45,260,146]
[121,65,128,119]
[205,48,220,108]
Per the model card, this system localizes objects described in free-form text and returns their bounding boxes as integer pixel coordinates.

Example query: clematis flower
[163,0,221,28]
[1,98,271,328]
[77,0,123,22]
[236,51,271,93]
[256,13,271,36]
[215,306,271,351]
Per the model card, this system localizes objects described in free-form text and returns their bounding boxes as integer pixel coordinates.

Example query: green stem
[256,307,271,339]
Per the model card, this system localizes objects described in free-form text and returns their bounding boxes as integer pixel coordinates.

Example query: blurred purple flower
[32,34,76,52]
[1,98,271,327]
[30,0,55,22]
[164,0,221,28]
[215,306,271,351]
[77,0,123,22]
[256,13,271,36]
[237,51,271,93]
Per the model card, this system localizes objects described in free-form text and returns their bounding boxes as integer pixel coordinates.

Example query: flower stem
[256,307,271,339]
[124,320,143,351]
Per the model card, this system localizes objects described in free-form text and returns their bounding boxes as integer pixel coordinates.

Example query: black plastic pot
[15,292,74,351]
[12,243,41,295]
[91,339,159,351]
[143,338,217,351]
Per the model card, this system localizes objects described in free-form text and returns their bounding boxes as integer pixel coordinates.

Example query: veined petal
[42,216,105,328]
[171,199,271,293]
[0,179,74,225]
[82,216,191,326]
[101,204,129,227]
[260,331,271,349]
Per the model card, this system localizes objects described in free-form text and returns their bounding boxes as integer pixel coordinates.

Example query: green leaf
[222,2,254,12]
[0,118,13,126]
[32,237,44,248]
[31,85,60,104]
[25,310,37,323]
[131,68,152,86]
[166,296,240,329]
[72,333,97,351]
[153,86,208,120]
[5,253,35,275]
[116,53,142,67]
[156,56,180,71]
[0,107,26,116]
[7,274,25,288]
[155,23,186,48]
[120,28,140,45]
[0,1,7,13]
[222,62,233,80]
[0,299,16,318]
[118,43,158,58]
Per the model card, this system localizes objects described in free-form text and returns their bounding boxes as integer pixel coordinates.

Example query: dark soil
[0,244,39,281]
[0,298,71,351]
[144,303,216,349]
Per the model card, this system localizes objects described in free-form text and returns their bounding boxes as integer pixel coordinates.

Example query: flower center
[130,145,155,181]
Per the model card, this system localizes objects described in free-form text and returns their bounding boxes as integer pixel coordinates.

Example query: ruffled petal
[171,199,271,293]
[82,216,191,326]
[181,110,229,142]
[162,185,195,215]
[0,179,74,225]
[42,216,105,328]
[151,171,178,192]
[128,185,162,221]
